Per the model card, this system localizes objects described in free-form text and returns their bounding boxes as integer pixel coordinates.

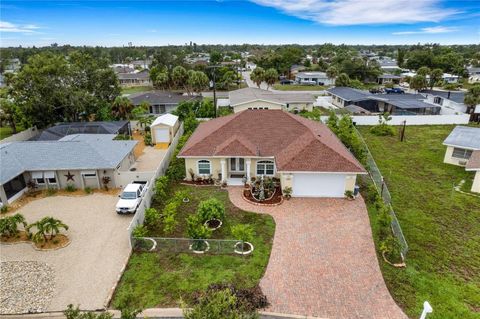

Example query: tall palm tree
[111,96,134,120]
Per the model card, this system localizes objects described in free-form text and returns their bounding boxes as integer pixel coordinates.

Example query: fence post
[380,176,385,198]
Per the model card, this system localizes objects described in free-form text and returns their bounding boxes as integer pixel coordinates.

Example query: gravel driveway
[0,194,132,314]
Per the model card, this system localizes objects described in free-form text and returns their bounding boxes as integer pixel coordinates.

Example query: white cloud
[393,26,459,35]
[251,0,458,25]
[0,21,41,33]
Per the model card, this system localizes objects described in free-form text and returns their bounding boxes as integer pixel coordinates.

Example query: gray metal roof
[0,135,137,184]
[327,87,372,102]
[421,90,465,104]
[229,87,315,106]
[35,121,129,141]
[443,126,480,150]
[118,70,150,80]
[128,90,199,105]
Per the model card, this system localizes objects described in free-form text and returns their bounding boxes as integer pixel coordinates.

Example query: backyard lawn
[358,125,480,319]
[0,126,24,140]
[111,184,275,309]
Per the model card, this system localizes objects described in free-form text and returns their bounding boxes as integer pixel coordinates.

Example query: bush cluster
[370,124,395,136]
[196,198,225,223]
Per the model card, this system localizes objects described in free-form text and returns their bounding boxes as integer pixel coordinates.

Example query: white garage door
[292,173,346,197]
[154,128,170,143]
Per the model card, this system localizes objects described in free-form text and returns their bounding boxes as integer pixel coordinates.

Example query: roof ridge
[284,112,365,171]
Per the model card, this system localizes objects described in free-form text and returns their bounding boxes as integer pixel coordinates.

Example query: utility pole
[206,65,222,118]
[400,120,406,142]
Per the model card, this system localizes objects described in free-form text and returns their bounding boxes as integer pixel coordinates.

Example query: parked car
[115,181,149,214]
[280,79,294,85]
[385,87,405,94]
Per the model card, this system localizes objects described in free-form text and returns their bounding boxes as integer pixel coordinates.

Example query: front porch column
[220,159,227,183]
[0,186,8,206]
[245,159,251,182]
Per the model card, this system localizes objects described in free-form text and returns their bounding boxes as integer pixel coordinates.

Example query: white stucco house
[443,126,480,193]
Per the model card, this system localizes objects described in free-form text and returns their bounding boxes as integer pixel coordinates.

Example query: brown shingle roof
[178,110,365,173]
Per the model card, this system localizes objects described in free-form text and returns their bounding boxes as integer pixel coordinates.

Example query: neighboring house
[442,73,459,84]
[228,87,315,113]
[295,72,334,86]
[467,67,480,76]
[118,70,151,87]
[177,109,366,197]
[421,90,467,114]
[131,59,152,69]
[35,121,131,141]
[150,113,180,148]
[469,74,480,84]
[327,87,441,115]
[128,90,200,114]
[112,65,135,74]
[0,134,137,205]
[443,126,480,193]
[377,59,399,72]
[246,62,257,71]
[377,74,401,85]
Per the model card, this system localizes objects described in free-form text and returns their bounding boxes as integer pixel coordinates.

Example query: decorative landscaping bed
[243,186,283,206]
[181,180,215,186]
[0,231,29,244]
[32,234,70,250]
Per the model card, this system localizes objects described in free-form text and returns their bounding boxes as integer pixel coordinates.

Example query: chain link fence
[132,237,249,255]
[355,128,409,259]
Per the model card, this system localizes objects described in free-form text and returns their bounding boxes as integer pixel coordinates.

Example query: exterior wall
[233,101,283,113]
[288,103,313,112]
[117,151,136,171]
[320,114,470,126]
[472,171,480,193]
[443,146,471,166]
[279,172,293,189]
[329,94,346,108]
[185,158,223,180]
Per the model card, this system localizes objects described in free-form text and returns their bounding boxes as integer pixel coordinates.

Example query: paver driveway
[228,187,407,319]
[0,194,132,313]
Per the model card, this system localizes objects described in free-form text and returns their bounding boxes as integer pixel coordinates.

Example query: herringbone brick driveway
[228,187,408,319]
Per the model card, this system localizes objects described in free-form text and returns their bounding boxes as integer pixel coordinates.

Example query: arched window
[197,160,211,175]
[256,160,275,176]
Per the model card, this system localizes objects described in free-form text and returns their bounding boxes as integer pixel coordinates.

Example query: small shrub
[197,198,225,222]
[186,215,212,239]
[344,190,354,199]
[231,224,254,244]
[1,205,9,214]
[370,124,395,136]
[65,184,76,192]
[143,132,152,146]
[162,201,179,234]
[132,225,148,238]
[0,213,27,238]
[84,187,93,194]
[144,208,160,228]
[154,176,169,202]
[102,176,111,190]
[282,187,292,199]
[46,187,57,196]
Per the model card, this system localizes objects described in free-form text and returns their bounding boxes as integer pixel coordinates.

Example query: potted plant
[282,187,292,200]
[345,190,355,200]
[186,215,212,253]
[197,198,225,230]
[231,224,254,255]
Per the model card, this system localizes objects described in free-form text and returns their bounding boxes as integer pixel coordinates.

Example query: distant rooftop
[421,90,465,104]
[128,90,199,105]
[35,121,130,141]
[229,87,315,106]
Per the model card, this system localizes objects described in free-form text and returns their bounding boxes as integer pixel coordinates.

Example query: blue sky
[0,0,479,47]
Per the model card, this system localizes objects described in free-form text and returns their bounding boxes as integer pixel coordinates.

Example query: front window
[256,160,275,176]
[121,191,137,199]
[198,160,211,175]
[452,147,473,160]
[433,97,442,105]
[31,172,45,185]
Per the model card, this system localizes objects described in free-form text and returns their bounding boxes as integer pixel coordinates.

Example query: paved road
[0,194,132,313]
[228,188,408,319]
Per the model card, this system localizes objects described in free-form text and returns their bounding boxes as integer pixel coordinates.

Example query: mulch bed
[0,231,30,244]
[243,186,283,205]
[181,180,215,186]
[205,219,221,229]
[32,234,70,250]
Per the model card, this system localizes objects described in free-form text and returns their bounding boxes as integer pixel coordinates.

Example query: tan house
[0,134,137,205]
[228,88,315,113]
[177,110,366,197]
[443,126,480,193]
[150,113,180,149]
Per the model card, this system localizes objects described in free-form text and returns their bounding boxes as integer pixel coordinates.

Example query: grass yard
[273,83,326,91]
[0,126,24,140]
[111,184,275,309]
[121,85,154,94]
[358,125,480,319]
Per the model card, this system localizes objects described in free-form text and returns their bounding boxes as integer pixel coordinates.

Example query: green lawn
[273,84,326,91]
[0,126,24,140]
[358,125,480,319]
[121,86,154,94]
[111,184,275,309]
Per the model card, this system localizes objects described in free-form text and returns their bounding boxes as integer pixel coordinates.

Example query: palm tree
[250,67,265,88]
[264,68,278,90]
[27,216,68,243]
[111,96,134,120]
[0,213,27,238]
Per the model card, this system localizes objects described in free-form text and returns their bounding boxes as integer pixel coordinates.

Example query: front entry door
[230,158,245,172]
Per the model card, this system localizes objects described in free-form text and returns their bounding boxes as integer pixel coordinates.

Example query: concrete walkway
[227,187,407,319]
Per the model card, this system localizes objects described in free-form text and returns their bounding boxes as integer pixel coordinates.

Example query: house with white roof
[295,72,334,86]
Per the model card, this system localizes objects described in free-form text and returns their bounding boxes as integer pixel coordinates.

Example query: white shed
[150,113,180,148]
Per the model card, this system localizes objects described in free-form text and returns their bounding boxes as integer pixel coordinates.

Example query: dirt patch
[0,231,29,244]
[132,131,146,158]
